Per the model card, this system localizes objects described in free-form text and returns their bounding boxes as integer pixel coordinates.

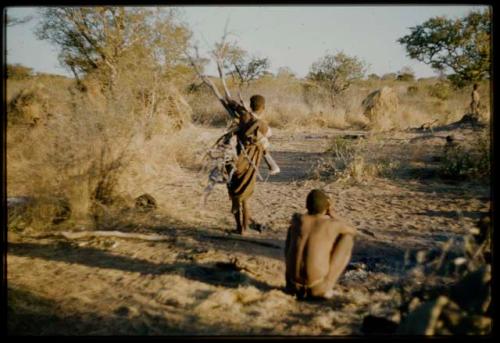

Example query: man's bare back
[285,190,356,299]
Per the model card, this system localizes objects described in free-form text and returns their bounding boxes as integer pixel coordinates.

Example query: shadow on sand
[9,241,274,292]
[7,286,250,335]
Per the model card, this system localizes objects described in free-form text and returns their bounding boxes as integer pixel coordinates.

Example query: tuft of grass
[312,136,381,183]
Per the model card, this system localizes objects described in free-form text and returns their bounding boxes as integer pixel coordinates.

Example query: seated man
[285,189,357,299]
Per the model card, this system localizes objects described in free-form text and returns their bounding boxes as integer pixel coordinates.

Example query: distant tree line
[11,7,490,93]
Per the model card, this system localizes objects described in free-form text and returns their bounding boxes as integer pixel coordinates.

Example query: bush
[397,73,415,82]
[311,136,379,183]
[6,64,34,80]
[7,86,50,126]
[439,132,490,180]
[427,82,451,100]
[381,73,397,81]
[7,72,197,231]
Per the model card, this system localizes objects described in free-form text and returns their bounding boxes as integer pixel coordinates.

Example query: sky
[4,5,488,79]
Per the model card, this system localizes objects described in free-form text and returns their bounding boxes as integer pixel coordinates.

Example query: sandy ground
[7,124,490,335]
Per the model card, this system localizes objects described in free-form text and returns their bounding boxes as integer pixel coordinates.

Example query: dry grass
[187,76,490,131]
[7,72,491,232]
[310,135,402,184]
[6,74,203,232]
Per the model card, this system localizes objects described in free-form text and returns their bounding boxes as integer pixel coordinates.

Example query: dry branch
[32,230,172,242]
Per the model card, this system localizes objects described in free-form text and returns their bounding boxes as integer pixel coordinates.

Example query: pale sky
[5,5,489,78]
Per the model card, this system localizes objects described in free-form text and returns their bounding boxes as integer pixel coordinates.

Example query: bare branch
[232,65,251,112]
[216,58,232,100]
[186,46,224,101]
[212,29,233,100]
[185,45,240,118]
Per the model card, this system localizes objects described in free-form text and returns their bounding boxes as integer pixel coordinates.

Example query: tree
[210,38,270,86]
[233,56,270,85]
[276,66,296,79]
[36,7,192,90]
[398,9,491,88]
[397,66,415,81]
[188,33,270,111]
[36,7,195,135]
[307,51,366,108]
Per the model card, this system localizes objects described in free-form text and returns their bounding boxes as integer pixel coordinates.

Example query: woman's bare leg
[232,198,243,234]
[242,200,250,234]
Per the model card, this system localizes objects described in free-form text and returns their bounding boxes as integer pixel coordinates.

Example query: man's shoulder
[293,213,335,229]
[255,118,269,133]
[327,215,353,227]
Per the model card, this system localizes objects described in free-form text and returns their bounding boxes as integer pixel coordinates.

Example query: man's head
[473,83,479,90]
[306,189,331,215]
[250,95,265,113]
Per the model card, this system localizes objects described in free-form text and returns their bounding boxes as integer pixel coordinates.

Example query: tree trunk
[329,91,336,109]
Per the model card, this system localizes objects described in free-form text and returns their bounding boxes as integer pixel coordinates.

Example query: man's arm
[339,223,357,236]
[284,222,294,290]
[285,226,291,258]
[285,213,301,258]
[326,209,357,237]
[285,214,302,292]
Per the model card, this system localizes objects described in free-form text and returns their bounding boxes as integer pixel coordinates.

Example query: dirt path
[7,126,490,335]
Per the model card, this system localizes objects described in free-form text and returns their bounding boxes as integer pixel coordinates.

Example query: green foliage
[308,51,366,107]
[398,10,491,88]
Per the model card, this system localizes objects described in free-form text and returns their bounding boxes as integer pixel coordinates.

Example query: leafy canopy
[398,10,491,88]
[307,51,366,107]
